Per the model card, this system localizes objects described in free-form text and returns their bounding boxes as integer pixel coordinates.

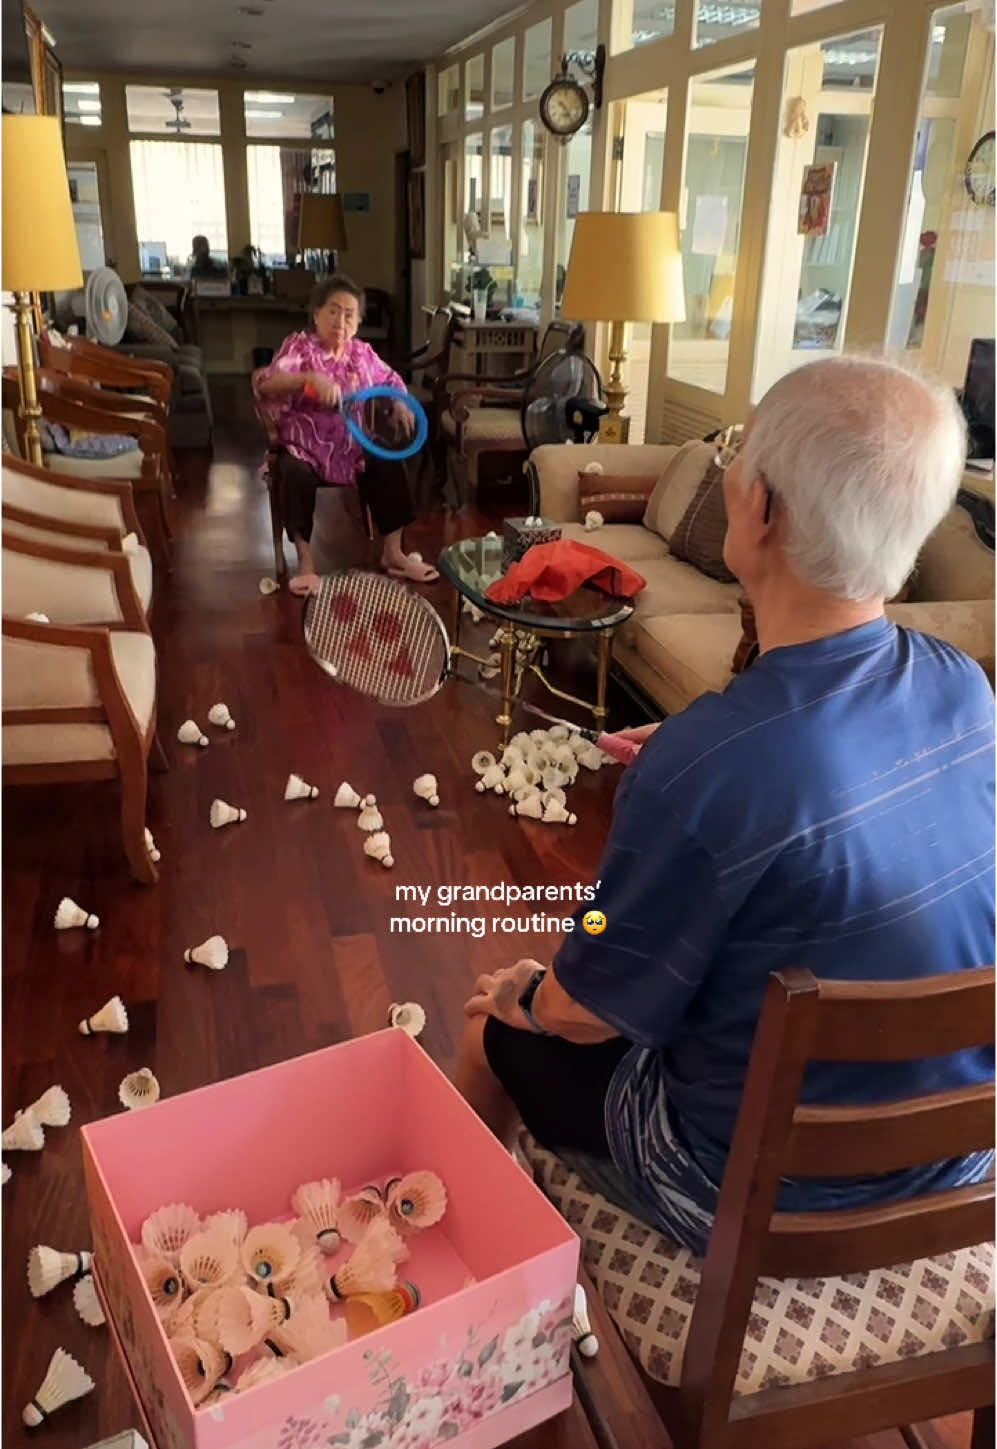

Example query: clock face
[965,131,995,206]
[539,79,589,138]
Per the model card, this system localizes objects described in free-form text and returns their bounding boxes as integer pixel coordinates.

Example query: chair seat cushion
[441,407,525,447]
[520,1134,995,1398]
[44,449,144,481]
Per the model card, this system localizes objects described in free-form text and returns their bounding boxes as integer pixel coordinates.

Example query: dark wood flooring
[1,381,973,1449]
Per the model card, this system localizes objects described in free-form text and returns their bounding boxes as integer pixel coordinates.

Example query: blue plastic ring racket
[339,385,428,462]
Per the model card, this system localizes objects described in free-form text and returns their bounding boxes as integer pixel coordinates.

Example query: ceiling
[31,0,521,82]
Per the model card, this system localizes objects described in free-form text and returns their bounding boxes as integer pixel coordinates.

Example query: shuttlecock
[385,1170,447,1231]
[241,1222,301,1286]
[210,799,247,829]
[334,781,362,808]
[180,1226,241,1290]
[284,773,318,800]
[2,1163,10,1184]
[73,1275,106,1327]
[548,725,571,742]
[363,831,394,867]
[413,773,439,807]
[144,827,161,863]
[509,796,543,819]
[327,1218,408,1300]
[292,1178,342,1253]
[357,801,384,832]
[2,1112,44,1152]
[172,1336,231,1406]
[583,510,604,532]
[22,1086,70,1128]
[22,1347,95,1426]
[118,1068,160,1111]
[542,799,577,825]
[54,897,98,931]
[539,786,566,808]
[177,719,209,747]
[28,1246,92,1298]
[201,1208,248,1245]
[461,599,484,624]
[583,461,604,474]
[141,1202,201,1262]
[573,1282,599,1356]
[259,576,279,595]
[208,703,236,731]
[388,1001,425,1037]
[500,745,525,769]
[184,935,229,971]
[577,744,604,771]
[471,750,496,776]
[25,611,50,623]
[476,763,505,793]
[510,732,532,753]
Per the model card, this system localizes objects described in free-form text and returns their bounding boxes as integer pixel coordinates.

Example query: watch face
[965,132,995,206]
[541,80,588,136]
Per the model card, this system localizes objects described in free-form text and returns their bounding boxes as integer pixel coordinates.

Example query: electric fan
[521,348,606,450]
[69,266,128,345]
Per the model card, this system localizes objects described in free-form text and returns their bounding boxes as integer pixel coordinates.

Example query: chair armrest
[29,372,167,459]
[528,442,676,523]
[45,338,173,407]
[42,372,168,428]
[448,386,524,425]
[2,531,147,630]
[68,335,174,386]
[1,457,146,542]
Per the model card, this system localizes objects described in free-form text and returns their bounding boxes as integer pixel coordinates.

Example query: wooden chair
[402,305,456,434]
[38,331,173,412]
[522,966,994,1449]
[2,529,166,884]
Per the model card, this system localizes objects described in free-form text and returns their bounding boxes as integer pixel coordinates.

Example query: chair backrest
[683,966,995,1434]
[250,370,280,449]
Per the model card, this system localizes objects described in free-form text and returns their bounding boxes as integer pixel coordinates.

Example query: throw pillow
[124,300,178,351]
[131,285,182,341]
[577,471,657,524]
[668,460,736,583]
[643,439,716,545]
[44,422,137,460]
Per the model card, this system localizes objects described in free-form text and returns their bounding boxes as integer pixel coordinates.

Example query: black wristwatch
[518,968,551,1035]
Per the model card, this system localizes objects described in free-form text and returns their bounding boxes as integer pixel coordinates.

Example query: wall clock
[964,131,995,206]
[539,70,590,140]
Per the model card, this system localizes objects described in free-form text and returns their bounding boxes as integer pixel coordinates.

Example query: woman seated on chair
[253,274,437,596]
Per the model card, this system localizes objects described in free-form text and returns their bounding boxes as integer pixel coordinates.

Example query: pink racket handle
[594,731,641,766]
[303,383,318,400]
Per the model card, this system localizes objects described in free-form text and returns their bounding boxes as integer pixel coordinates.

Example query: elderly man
[455,355,995,1256]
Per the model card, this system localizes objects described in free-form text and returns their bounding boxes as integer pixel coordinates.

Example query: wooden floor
[1,383,974,1449]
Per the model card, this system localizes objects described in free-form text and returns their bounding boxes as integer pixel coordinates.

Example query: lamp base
[598,412,630,445]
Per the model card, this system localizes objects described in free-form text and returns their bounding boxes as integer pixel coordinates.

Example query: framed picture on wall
[406,71,426,168]
[407,170,425,259]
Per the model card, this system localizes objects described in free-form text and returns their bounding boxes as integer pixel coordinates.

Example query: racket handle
[302,382,318,400]
[594,731,641,766]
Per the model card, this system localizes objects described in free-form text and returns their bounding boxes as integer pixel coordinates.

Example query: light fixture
[245,91,295,103]
[245,109,283,119]
[77,98,101,111]
[63,81,100,94]
[78,116,101,127]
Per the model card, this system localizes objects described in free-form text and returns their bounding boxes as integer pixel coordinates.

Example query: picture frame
[406,71,426,169]
[407,169,426,259]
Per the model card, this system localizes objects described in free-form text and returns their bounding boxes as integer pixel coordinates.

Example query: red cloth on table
[485,540,646,604]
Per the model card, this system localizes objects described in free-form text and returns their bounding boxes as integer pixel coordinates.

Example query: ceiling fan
[163,87,191,133]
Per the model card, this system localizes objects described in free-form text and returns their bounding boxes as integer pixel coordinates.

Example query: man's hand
[306,372,342,407]
[615,722,660,753]
[464,958,546,1030]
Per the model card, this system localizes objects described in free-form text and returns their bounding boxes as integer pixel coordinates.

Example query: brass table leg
[594,630,613,732]
[450,586,461,651]
[497,626,517,744]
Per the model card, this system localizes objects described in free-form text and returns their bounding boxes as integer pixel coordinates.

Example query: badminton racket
[302,383,428,462]
[301,570,640,762]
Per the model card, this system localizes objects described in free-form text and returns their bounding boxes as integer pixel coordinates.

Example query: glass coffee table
[438,536,635,742]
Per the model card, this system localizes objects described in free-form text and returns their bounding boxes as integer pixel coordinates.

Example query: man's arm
[464,958,617,1043]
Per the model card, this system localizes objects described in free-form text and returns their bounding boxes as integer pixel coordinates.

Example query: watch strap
[518,968,551,1035]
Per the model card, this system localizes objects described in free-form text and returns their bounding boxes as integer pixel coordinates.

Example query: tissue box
[501,517,562,572]
[82,1031,578,1449]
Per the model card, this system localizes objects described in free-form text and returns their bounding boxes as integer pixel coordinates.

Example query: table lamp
[297,193,348,276]
[560,211,685,444]
[2,116,83,465]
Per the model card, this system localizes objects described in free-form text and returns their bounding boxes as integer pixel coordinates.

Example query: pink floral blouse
[254,331,405,485]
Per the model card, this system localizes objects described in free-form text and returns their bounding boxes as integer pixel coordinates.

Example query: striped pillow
[577,471,657,524]
[668,461,736,583]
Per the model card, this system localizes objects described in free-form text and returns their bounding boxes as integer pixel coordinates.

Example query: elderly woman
[254,274,437,596]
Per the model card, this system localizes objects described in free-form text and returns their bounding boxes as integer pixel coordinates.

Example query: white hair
[740,355,967,601]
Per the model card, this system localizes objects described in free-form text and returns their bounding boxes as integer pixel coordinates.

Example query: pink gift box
[81,1029,579,1449]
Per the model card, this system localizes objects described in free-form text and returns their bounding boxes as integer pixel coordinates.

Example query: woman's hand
[305,372,342,408]
[390,399,415,437]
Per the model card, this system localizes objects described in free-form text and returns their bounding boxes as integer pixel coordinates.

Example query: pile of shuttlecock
[2,1085,71,1155]
[471,727,617,826]
[334,782,404,869]
[131,1169,446,1399]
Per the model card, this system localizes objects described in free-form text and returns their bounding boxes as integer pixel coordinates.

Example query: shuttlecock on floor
[583,510,604,532]
[413,773,439,807]
[577,744,604,771]
[334,781,362,809]
[461,599,484,624]
[2,1112,44,1152]
[208,703,236,731]
[388,1002,425,1037]
[79,995,128,1035]
[177,719,209,747]
[471,750,496,776]
[184,935,229,971]
[144,827,161,863]
[54,897,98,931]
[73,1275,106,1327]
[363,831,394,867]
[357,801,384,832]
[210,799,247,829]
[22,1085,70,1128]
[22,1347,95,1426]
[542,799,577,825]
[539,786,566,808]
[548,725,571,742]
[572,1282,599,1356]
[25,611,50,623]
[118,1068,160,1111]
[259,576,279,595]
[28,1245,92,1298]
[509,796,543,819]
[476,763,505,793]
[1,1162,10,1185]
[284,773,318,800]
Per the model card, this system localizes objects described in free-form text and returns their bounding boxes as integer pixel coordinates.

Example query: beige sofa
[530,441,995,716]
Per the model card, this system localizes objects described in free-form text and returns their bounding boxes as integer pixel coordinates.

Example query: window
[489,125,513,238]
[694,2,760,49]
[243,91,333,142]
[669,64,755,394]
[523,20,552,101]
[438,64,460,116]
[926,3,972,96]
[129,141,228,277]
[441,144,460,294]
[63,80,101,127]
[492,37,515,108]
[464,132,484,220]
[517,121,545,312]
[126,85,220,136]
[556,115,593,310]
[247,145,336,267]
[564,0,598,54]
[627,0,674,51]
[466,55,485,122]
[67,161,105,271]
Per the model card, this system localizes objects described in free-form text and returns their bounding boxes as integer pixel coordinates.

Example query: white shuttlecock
[573,1283,599,1356]
[25,611,50,623]
[184,935,229,971]
[529,729,548,744]
[144,827,161,863]
[334,781,362,809]
[388,1002,426,1037]
[461,599,484,624]
[510,732,532,753]
[363,831,394,868]
[79,995,128,1036]
[362,793,377,806]
[259,576,279,595]
[548,725,571,742]
[207,703,236,731]
[357,801,384,832]
[413,774,439,807]
[22,1086,70,1128]
[542,799,577,825]
[583,510,604,532]
[539,786,566,808]
[210,799,247,829]
[500,745,525,769]
[577,744,604,771]
[509,796,543,819]
[73,1274,106,1327]
[285,773,318,800]
[118,1068,160,1111]
[22,1347,95,1426]
[583,461,605,474]
[476,763,505,793]
[54,897,98,931]
[2,1112,44,1152]
[2,1162,10,1184]
[177,719,208,747]
[471,751,496,776]
[122,532,140,554]
[28,1245,92,1298]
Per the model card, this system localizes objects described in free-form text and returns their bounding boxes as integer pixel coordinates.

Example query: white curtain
[129,140,228,269]
[246,145,286,261]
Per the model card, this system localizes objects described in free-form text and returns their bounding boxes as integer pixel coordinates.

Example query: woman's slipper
[386,553,439,584]
[289,572,319,597]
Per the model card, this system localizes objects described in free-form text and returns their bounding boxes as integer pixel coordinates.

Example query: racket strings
[305,572,447,705]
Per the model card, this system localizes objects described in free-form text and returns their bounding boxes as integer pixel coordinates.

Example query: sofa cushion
[643,439,716,545]
[910,499,994,604]
[887,599,995,674]
[668,460,736,583]
[632,554,742,621]
[45,449,144,481]
[124,300,178,350]
[560,521,671,566]
[520,1134,995,1398]
[633,613,739,701]
[578,470,658,524]
[130,285,181,341]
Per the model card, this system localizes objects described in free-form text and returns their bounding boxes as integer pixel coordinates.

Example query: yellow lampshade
[2,116,83,292]
[297,192,347,252]
[560,211,685,325]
